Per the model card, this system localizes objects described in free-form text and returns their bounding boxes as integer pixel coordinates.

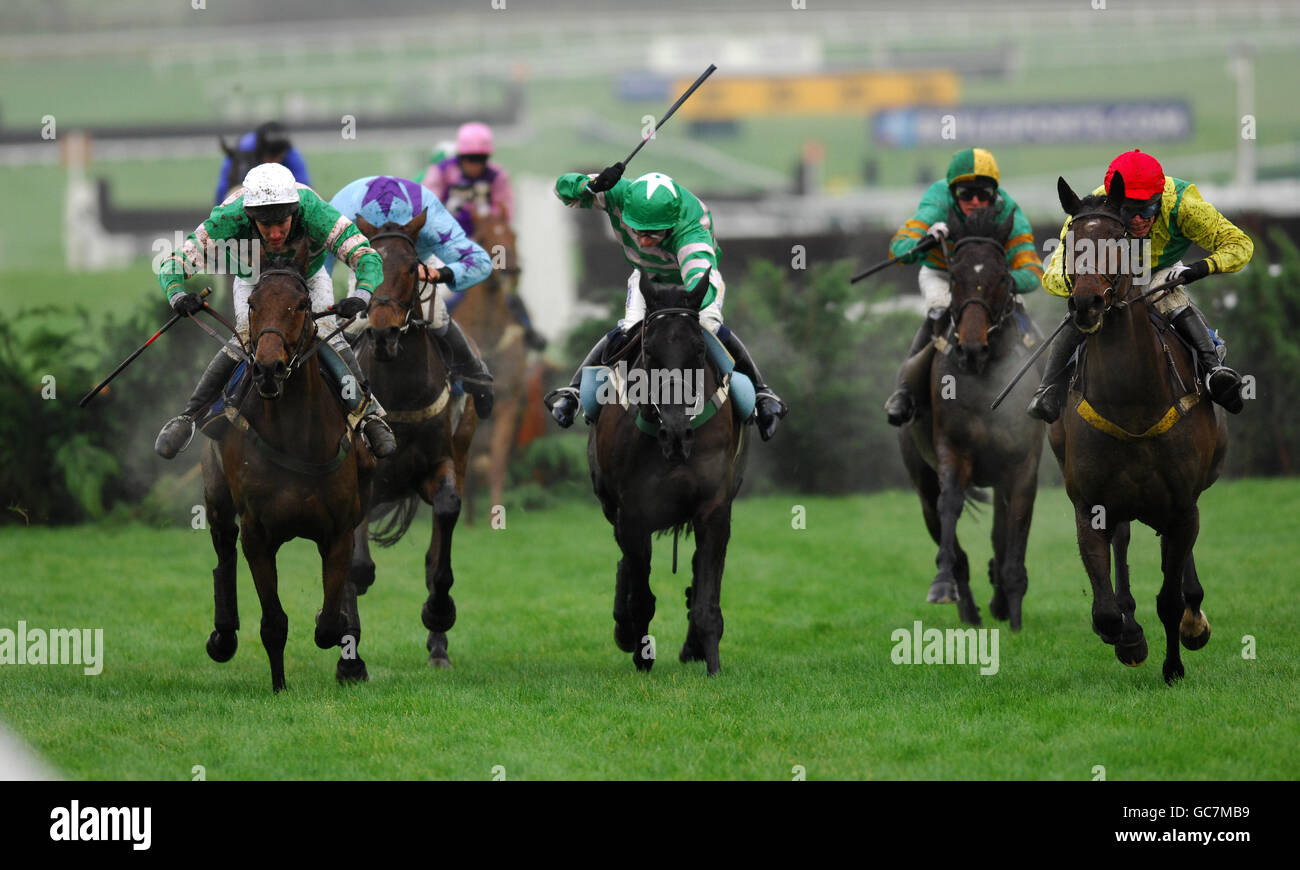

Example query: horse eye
[296,299,308,311]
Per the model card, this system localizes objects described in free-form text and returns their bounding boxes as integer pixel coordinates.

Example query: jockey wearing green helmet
[544,163,788,440]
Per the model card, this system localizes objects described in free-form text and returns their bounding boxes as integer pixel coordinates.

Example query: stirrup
[543,386,578,412]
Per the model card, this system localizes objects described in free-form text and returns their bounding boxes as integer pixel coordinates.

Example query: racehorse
[898,206,1045,630]
[347,211,478,668]
[200,236,371,692]
[217,137,258,202]
[588,271,748,676]
[1050,175,1225,682]
[456,212,527,521]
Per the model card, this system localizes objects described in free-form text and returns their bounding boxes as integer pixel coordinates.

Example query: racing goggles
[954,185,996,203]
[1120,194,1162,222]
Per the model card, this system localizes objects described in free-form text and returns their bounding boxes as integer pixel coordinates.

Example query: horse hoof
[1163,660,1185,684]
[428,655,453,669]
[927,579,958,604]
[1115,635,1147,667]
[336,657,369,684]
[679,642,705,663]
[1179,610,1211,651]
[989,590,1009,621]
[206,630,237,663]
[614,623,638,653]
[1092,617,1120,645]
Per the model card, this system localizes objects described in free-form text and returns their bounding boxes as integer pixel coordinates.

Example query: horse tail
[369,493,420,547]
[964,487,991,514]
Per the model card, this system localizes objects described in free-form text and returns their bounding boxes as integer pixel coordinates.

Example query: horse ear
[1057,176,1080,216]
[219,136,235,158]
[405,208,428,239]
[1108,171,1126,205]
[290,233,312,275]
[354,215,379,238]
[687,268,711,312]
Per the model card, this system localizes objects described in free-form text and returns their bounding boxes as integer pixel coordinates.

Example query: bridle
[249,268,316,374]
[1061,209,1135,315]
[638,305,703,425]
[367,231,437,333]
[949,235,1016,335]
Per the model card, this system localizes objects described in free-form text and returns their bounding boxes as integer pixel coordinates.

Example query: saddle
[578,326,756,435]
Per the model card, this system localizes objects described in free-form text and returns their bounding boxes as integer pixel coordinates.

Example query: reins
[367,231,437,333]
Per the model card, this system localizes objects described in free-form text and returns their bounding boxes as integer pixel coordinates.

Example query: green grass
[1,479,1297,780]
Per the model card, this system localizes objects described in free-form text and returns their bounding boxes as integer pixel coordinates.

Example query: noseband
[367,231,435,333]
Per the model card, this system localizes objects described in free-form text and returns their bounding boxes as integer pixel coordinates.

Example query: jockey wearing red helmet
[1028,149,1254,421]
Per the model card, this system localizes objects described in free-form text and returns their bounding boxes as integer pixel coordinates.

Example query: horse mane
[1076,192,1120,217]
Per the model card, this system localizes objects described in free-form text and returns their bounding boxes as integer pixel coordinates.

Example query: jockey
[155,163,397,460]
[884,147,1044,425]
[213,120,310,206]
[543,163,789,441]
[421,121,546,351]
[328,174,496,419]
[1027,149,1251,421]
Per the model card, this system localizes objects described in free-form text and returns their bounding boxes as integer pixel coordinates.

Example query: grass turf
[0,479,1296,780]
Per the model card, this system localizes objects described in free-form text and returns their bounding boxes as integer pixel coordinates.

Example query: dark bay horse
[588,271,748,676]
[898,207,1045,630]
[1050,176,1225,683]
[201,238,370,692]
[348,211,478,668]
[456,213,527,521]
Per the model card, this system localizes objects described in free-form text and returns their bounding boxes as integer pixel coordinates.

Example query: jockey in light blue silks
[329,175,496,418]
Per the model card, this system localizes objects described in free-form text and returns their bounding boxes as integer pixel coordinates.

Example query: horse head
[947,205,1015,374]
[1058,174,1132,335]
[219,136,258,202]
[640,269,710,464]
[356,209,429,361]
[248,234,314,399]
[474,214,518,284]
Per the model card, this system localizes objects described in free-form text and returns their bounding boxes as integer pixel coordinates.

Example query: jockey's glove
[170,292,205,316]
[1167,260,1211,286]
[335,296,369,319]
[586,162,625,193]
[926,221,949,242]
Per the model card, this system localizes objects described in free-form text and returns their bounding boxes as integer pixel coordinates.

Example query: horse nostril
[274,360,288,379]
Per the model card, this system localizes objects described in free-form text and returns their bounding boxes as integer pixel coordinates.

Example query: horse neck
[1083,298,1175,410]
[373,324,448,399]
[247,357,343,460]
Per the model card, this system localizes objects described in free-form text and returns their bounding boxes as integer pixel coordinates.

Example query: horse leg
[204,464,240,663]
[931,447,978,625]
[335,575,369,683]
[612,515,655,671]
[1179,548,1211,651]
[996,460,1038,632]
[314,531,350,649]
[421,458,461,668]
[1157,510,1199,683]
[1076,504,1143,665]
[488,395,520,513]
[1112,520,1142,650]
[686,502,731,676]
[988,488,1009,622]
[348,517,376,596]
[242,524,288,692]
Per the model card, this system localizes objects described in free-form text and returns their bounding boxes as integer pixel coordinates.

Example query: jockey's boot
[155,345,240,459]
[543,329,621,428]
[506,293,548,351]
[885,307,947,426]
[1026,321,1086,423]
[718,325,787,441]
[319,340,397,458]
[1171,307,1244,414]
[433,319,494,419]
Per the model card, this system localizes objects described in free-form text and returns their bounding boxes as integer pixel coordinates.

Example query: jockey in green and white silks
[883,147,1045,426]
[544,163,788,441]
[154,163,398,459]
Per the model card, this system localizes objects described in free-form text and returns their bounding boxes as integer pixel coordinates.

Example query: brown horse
[456,213,528,520]
[201,238,370,692]
[588,271,748,676]
[1050,176,1226,683]
[899,206,1045,630]
[347,210,478,668]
